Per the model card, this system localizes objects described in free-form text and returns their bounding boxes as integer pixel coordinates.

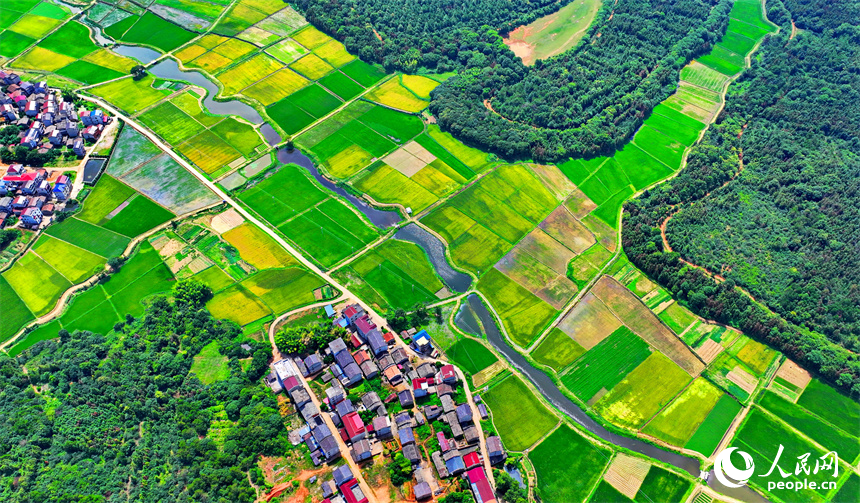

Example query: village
[267,302,508,503]
[0,70,110,230]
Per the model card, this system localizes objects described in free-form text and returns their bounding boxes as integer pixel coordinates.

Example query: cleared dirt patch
[557,292,622,349]
[383,147,427,177]
[503,0,601,65]
[157,239,184,258]
[539,205,596,254]
[775,359,812,391]
[516,228,576,275]
[592,276,705,376]
[696,338,723,364]
[604,454,651,498]
[211,208,244,233]
[727,366,757,395]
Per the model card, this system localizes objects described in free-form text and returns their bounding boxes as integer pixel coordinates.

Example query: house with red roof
[339,479,368,503]
[342,412,366,442]
[463,451,481,469]
[440,364,457,384]
[466,466,497,503]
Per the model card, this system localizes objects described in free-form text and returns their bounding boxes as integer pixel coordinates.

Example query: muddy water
[455,294,770,503]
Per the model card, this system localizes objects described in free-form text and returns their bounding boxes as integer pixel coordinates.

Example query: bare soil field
[557,292,622,349]
[603,454,651,498]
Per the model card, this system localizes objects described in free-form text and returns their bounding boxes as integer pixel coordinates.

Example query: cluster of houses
[0,71,109,155]
[267,302,507,503]
[0,164,71,229]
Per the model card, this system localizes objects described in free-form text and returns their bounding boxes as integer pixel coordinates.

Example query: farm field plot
[483,374,558,451]
[207,284,271,327]
[730,410,830,502]
[217,53,283,96]
[642,378,723,446]
[643,105,706,147]
[101,195,175,237]
[658,301,698,335]
[8,14,65,40]
[313,39,355,67]
[351,162,440,213]
[242,267,322,313]
[495,247,577,309]
[631,125,687,169]
[191,342,230,385]
[445,338,498,376]
[212,0,282,36]
[15,46,76,72]
[177,131,243,175]
[340,58,387,87]
[515,228,576,275]
[237,164,377,267]
[758,390,859,463]
[0,276,34,343]
[222,222,297,270]
[0,31,35,58]
[335,238,443,310]
[795,379,860,439]
[31,235,105,283]
[728,336,777,375]
[266,38,308,63]
[253,5,308,37]
[7,320,60,357]
[365,77,429,113]
[635,466,691,503]
[592,276,704,375]
[502,0,600,65]
[556,292,622,350]
[115,12,197,52]
[561,326,651,403]
[45,217,130,259]
[290,53,334,80]
[680,62,731,93]
[318,70,363,100]
[704,351,758,402]
[118,153,220,214]
[531,327,586,371]
[593,352,691,429]
[77,175,136,224]
[194,265,235,292]
[90,75,171,114]
[477,268,558,348]
[684,394,742,456]
[531,424,610,503]
[243,68,309,105]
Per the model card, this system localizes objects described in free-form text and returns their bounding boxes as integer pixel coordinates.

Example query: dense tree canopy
[623,0,860,394]
[0,294,285,501]
[298,0,732,160]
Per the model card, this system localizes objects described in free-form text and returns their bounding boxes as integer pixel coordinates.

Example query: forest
[623,0,860,394]
[298,0,733,160]
[0,281,280,502]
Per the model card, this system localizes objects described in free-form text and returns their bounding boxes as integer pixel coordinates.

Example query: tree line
[623,0,860,395]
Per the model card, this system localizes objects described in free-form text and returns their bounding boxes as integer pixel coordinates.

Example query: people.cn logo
[714,447,756,488]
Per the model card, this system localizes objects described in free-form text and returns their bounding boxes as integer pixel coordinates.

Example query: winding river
[455,294,769,503]
[394,223,472,293]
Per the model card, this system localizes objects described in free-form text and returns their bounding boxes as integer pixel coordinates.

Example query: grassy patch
[191,342,230,384]
[483,374,558,451]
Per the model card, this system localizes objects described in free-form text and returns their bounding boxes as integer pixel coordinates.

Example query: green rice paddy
[561,326,651,401]
[795,379,860,442]
[483,374,558,451]
[532,424,610,503]
[684,394,742,456]
[445,338,498,375]
[531,327,586,371]
[636,466,691,503]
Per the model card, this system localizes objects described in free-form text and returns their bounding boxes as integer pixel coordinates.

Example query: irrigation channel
[455,294,770,503]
